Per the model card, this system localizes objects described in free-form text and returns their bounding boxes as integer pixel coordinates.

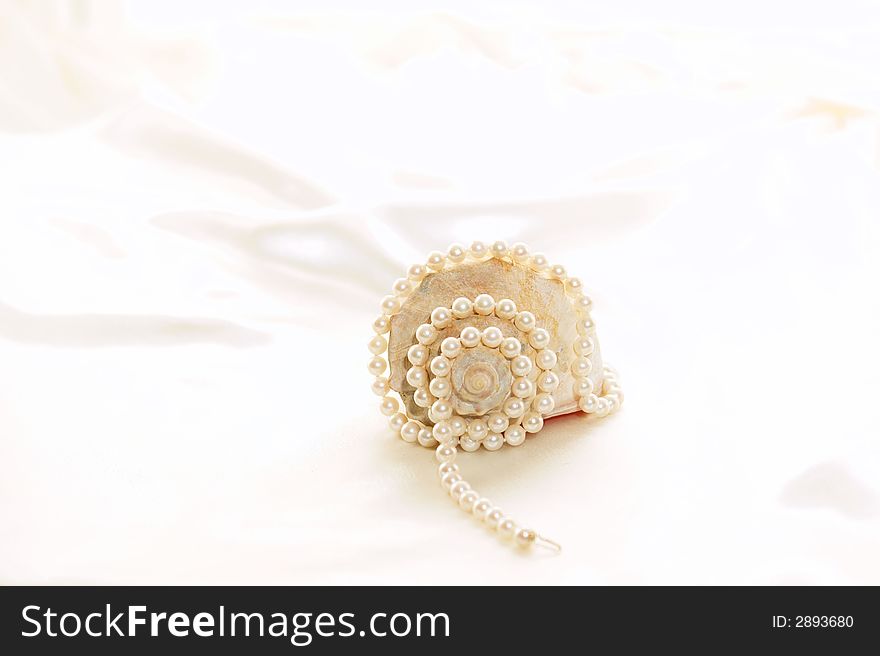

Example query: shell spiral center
[462,363,496,398]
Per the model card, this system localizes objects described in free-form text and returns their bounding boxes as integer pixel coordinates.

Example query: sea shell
[370,242,623,547]
[388,257,603,425]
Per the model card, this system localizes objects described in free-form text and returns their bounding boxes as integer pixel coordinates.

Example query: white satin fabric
[1,1,879,584]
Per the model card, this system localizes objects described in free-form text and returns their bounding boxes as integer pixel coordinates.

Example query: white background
[1,0,879,584]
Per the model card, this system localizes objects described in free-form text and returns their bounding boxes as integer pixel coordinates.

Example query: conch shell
[368,241,621,453]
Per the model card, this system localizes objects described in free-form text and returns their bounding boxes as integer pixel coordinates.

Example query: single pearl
[529,253,548,272]
[449,480,471,500]
[467,419,489,441]
[512,377,534,399]
[371,376,389,396]
[459,490,480,510]
[504,425,526,446]
[407,344,429,367]
[440,336,462,359]
[472,498,492,519]
[449,416,467,437]
[490,240,508,258]
[565,277,582,293]
[389,413,407,431]
[534,392,555,415]
[550,264,566,280]
[400,420,420,442]
[483,434,503,451]
[574,377,594,397]
[451,297,473,318]
[528,328,550,350]
[429,377,451,398]
[435,443,456,463]
[522,411,544,433]
[426,251,445,271]
[536,348,557,370]
[510,354,532,377]
[368,356,387,376]
[607,390,624,406]
[416,323,438,345]
[474,293,496,316]
[579,394,599,413]
[495,298,517,320]
[572,356,592,377]
[500,337,521,359]
[441,471,462,490]
[515,528,537,548]
[503,397,526,418]
[577,318,596,336]
[484,508,504,528]
[413,387,434,408]
[381,295,400,314]
[538,371,559,393]
[418,428,437,447]
[438,462,459,478]
[368,335,387,355]
[487,412,509,434]
[372,316,391,334]
[459,326,481,348]
[605,396,619,414]
[430,355,451,377]
[481,326,503,348]
[573,337,594,356]
[430,306,452,329]
[575,295,593,314]
[380,396,399,416]
[406,366,427,388]
[595,397,610,417]
[393,278,412,296]
[432,420,453,442]
[431,399,453,421]
[459,436,480,452]
[469,240,488,259]
[514,311,536,332]
[498,518,518,539]
[407,263,427,281]
[511,242,529,263]
[447,243,466,263]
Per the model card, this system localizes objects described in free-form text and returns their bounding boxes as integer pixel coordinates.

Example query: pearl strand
[368,240,623,551]
[435,443,561,551]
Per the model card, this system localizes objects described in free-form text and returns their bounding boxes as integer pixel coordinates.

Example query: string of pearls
[368,240,623,550]
[435,445,560,550]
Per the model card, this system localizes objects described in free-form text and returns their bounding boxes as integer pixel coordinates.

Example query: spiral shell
[369,240,622,450]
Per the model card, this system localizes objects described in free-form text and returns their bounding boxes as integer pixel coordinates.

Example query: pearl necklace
[369,240,623,551]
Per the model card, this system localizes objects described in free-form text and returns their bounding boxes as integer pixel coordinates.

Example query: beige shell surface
[388,258,603,425]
